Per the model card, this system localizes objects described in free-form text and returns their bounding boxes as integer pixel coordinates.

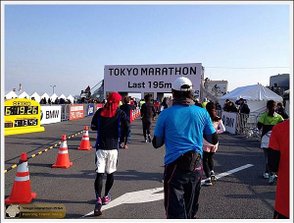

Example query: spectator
[90,92,129,216]
[275,102,289,119]
[227,101,238,112]
[223,99,231,112]
[268,119,289,219]
[238,98,250,114]
[238,98,250,134]
[152,77,218,219]
[257,100,284,184]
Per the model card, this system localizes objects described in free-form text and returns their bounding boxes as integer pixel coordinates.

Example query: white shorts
[95,149,118,174]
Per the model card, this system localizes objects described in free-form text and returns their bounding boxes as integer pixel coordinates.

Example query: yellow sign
[4,98,45,136]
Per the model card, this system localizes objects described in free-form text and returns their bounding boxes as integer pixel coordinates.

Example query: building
[269,73,289,96]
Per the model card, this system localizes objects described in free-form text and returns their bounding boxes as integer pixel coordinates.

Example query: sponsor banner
[222,111,237,134]
[40,106,62,125]
[96,103,103,110]
[87,104,95,116]
[104,63,202,94]
[69,104,84,120]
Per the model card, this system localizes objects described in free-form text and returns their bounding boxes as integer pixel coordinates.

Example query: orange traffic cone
[5,153,37,204]
[78,126,92,151]
[52,134,73,168]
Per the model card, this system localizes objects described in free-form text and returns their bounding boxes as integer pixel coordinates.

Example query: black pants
[94,173,114,199]
[142,119,152,137]
[263,147,269,173]
[202,151,215,178]
[163,157,202,219]
[274,210,288,219]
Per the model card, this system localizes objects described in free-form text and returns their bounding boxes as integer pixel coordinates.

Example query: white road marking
[82,164,254,217]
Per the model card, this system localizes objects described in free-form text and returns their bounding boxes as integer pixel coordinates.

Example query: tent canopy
[5,91,18,99]
[18,91,30,99]
[219,84,283,113]
[50,93,58,101]
[40,93,50,100]
[30,92,41,102]
[59,94,66,99]
[67,95,74,103]
[220,84,283,101]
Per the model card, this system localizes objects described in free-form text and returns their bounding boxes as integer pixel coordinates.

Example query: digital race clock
[4,98,45,136]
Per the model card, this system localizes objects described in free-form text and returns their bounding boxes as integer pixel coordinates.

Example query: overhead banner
[222,111,237,134]
[40,105,62,124]
[104,63,203,94]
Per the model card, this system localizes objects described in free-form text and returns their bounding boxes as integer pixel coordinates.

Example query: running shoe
[268,174,277,185]
[204,179,213,186]
[124,144,128,149]
[94,197,102,216]
[210,171,217,181]
[148,135,152,143]
[119,143,124,149]
[102,194,111,205]
[263,172,269,179]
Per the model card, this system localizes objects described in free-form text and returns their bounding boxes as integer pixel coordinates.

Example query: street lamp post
[50,84,56,94]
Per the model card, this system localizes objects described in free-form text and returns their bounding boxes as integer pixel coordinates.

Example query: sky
[2,1,292,97]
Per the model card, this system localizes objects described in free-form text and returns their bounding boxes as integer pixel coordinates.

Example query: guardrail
[217,109,261,139]
[40,103,140,125]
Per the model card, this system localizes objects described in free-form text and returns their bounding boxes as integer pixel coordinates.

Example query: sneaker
[119,143,124,149]
[94,197,102,216]
[263,172,269,179]
[124,144,128,149]
[204,179,213,186]
[102,194,111,205]
[148,135,152,143]
[268,174,277,185]
[210,171,217,181]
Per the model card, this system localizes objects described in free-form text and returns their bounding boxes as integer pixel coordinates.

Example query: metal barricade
[236,112,261,139]
[60,104,70,121]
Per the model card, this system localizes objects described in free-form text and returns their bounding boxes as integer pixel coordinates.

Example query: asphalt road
[4,116,277,220]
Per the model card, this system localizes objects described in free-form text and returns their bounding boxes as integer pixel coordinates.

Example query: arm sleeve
[257,114,265,129]
[216,120,226,134]
[152,136,164,149]
[120,110,130,133]
[203,112,218,145]
[91,110,99,131]
[153,114,165,148]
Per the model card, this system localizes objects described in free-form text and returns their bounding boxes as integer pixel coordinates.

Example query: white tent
[67,95,74,103]
[50,93,58,102]
[30,92,41,102]
[40,93,50,101]
[219,84,283,113]
[5,91,18,99]
[18,91,30,99]
[59,94,66,99]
